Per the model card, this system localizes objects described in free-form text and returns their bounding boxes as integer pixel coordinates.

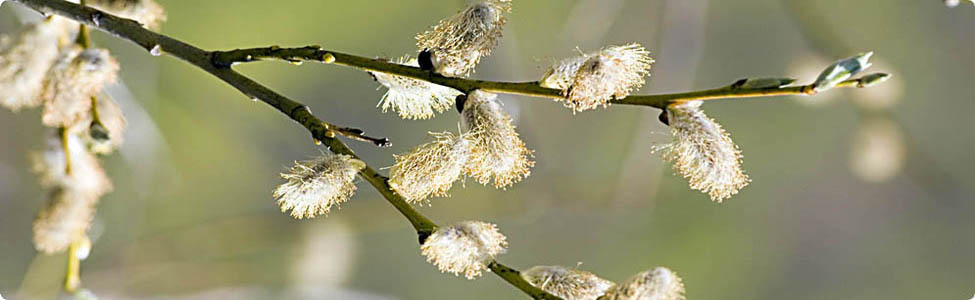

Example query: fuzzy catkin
[370,56,461,120]
[416,0,511,77]
[522,265,615,300]
[420,221,507,279]
[31,131,113,199]
[273,154,366,219]
[541,44,653,112]
[389,132,470,203]
[33,187,98,254]
[461,90,533,188]
[654,101,749,202]
[601,267,685,300]
[0,18,70,111]
[41,47,120,128]
[89,0,167,30]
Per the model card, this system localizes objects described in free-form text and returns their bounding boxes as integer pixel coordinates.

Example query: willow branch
[211,46,872,109]
[11,0,559,298]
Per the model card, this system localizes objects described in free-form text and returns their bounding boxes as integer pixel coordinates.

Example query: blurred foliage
[2,0,974,299]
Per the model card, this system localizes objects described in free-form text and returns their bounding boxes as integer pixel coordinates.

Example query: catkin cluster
[389,90,533,204]
[1,0,167,254]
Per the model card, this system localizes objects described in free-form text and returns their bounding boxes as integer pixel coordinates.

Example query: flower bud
[370,56,461,120]
[653,101,749,202]
[541,44,653,112]
[729,77,796,90]
[421,221,507,279]
[461,90,533,188]
[273,154,366,219]
[389,131,471,203]
[415,0,512,77]
[601,267,685,300]
[813,52,873,92]
[522,265,615,300]
[855,73,890,88]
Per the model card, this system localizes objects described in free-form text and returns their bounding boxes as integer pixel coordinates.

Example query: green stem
[211,46,872,109]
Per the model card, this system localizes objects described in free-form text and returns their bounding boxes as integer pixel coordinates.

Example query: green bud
[857,73,891,88]
[813,52,873,92]
[731,77,797,89]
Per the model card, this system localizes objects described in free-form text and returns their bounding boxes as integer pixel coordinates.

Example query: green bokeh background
[2,0,974,299]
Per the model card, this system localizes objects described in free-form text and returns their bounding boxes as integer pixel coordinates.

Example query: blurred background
[2,0,974,299]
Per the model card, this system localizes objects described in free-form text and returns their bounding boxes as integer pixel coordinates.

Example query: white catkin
[370,56,461,120]
[522,265,615,300]
[389,131,471,203]
[273,154,366,219]
[420,221,507,279]
[601,267,685,300]
[541,43,653,112]
[416,0,512,77]
[654,101,749,202]
[461,90,533,188]
[0,19,70,111]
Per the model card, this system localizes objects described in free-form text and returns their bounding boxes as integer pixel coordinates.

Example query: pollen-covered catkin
[89,0,167,30]
[601,267,685,300]
[461,90,533,188]
[416,0,511,77]
[654,101,749,202]
[273,154,366,219]
[0,18,71,111]
[389,132,470,203]
[420,221,507,279]
[541,44,653,112]
[370,56,461,120]
[521,265,615,300]
[41,47,120,128]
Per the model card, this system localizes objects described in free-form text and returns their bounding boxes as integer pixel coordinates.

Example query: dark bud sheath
[455,94,468,114]
[418,50,435,71]
[657,108,670,126]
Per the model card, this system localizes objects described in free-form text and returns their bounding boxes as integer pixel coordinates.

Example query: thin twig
[10,0,558,298]
[210,46,872,109]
